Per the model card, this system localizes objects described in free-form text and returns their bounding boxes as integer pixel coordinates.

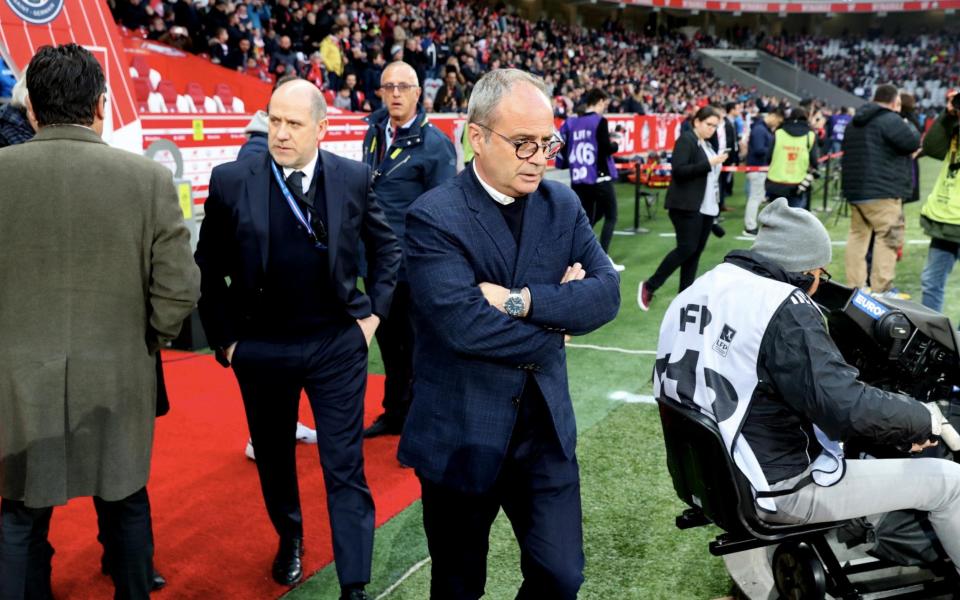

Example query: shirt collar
[282,149,319,194]
[386,113,419,147]
[472,160,515,206]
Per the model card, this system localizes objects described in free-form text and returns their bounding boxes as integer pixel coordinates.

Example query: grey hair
[10,69,28,109]
[467,68,549,128]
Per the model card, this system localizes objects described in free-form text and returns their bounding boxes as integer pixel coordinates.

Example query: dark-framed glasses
[474,123,564,160]
[819,268,832,283]
[381,83,418,94]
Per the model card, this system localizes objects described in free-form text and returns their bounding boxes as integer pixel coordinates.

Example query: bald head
[271,78,326,122]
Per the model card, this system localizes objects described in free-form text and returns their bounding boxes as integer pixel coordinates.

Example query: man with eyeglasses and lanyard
[195,79,400,600]
[361,61,457,439]
[399,69,621,599]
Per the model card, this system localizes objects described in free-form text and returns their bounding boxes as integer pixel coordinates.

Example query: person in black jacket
[841,84,921,296]
[360,61,457,438]
[657,198,960,572]
[638,106,727,310]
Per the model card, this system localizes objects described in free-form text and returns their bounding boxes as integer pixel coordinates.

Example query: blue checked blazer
[398,165,621,494]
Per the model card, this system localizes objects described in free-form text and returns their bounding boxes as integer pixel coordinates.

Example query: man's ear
[25,96,39,132]
[95,93,108,121]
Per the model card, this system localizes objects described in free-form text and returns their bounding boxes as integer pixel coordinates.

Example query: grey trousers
[759,458,960,573]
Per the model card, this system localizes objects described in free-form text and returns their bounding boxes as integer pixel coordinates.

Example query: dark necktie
[285,169,326,244]
[285,170,308,206]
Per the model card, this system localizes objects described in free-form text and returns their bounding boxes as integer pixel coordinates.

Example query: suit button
[512,397,520,407]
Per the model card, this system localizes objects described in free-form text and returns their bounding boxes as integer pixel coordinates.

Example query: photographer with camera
[655,198,960,575]
[918,90,960,317]
[764,108,819,210]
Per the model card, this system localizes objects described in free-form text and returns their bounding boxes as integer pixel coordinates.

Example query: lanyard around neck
[269,161,326,250]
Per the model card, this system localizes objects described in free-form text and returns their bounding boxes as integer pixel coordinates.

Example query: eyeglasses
[819,268,832,283]
[474,123,564,160]
[381,83,418,94]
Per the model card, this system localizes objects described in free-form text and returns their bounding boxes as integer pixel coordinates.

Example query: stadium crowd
[757,31,960,112]
[108,0,750,115]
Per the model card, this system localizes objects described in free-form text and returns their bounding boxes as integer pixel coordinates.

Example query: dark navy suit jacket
[195,149,401,363]
[398,166,621,493]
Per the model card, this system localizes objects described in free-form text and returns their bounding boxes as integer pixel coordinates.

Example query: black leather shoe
[340,587,370,600]
[150,571,167,591]
[272,537,304,586]
[363,416,402,438]
[101,553,166,592]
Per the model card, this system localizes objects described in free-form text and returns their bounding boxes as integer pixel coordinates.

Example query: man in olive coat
[0,44,200,599]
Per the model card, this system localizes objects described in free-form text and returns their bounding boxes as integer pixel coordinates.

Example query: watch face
[505,293,524,317]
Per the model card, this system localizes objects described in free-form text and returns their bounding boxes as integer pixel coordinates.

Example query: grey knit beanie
[751,198,832,273]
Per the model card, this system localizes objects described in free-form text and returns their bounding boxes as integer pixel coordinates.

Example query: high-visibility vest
[767,128,815,185]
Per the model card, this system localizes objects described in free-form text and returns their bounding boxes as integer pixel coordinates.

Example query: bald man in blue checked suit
[399,69,621,599]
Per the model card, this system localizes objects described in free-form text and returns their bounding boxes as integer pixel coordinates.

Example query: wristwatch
[504,288,526,318]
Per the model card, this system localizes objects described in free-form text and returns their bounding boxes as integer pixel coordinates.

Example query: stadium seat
[148,68,162,91]
[657,397,957,599]
[132,77,152,112]
[131,55,150,80]
[156,80,179,112]
[133,77,150,109]
[323,89,335,106]
[186,82,219,113]
[213,83,245,113]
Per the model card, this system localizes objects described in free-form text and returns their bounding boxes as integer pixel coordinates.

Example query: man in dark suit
[195,79,400,600]
[399,69,621,599]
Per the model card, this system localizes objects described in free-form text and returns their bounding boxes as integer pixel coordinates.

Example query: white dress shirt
[472,161,515,206]
[282,150,319,195]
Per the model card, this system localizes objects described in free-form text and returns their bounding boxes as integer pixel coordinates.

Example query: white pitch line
[609,391,657,404]
[565,343,657,355]
[376,557,432,599]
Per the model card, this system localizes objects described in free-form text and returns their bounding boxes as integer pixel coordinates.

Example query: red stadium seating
[156,80,179,112]
[185,82,206,109]
[132,77,151,112]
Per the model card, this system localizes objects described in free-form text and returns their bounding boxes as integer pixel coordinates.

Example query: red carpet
[45,351,421,599]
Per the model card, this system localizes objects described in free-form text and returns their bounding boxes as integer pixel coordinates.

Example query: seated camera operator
[654,198,960,573]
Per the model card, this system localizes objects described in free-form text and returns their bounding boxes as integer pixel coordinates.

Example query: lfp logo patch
[6,0,65,24]
[851,289,889,321]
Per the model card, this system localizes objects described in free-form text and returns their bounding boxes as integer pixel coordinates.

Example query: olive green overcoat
[0,125,200,507]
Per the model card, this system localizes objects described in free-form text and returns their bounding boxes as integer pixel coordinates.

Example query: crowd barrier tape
[632,151,844,172]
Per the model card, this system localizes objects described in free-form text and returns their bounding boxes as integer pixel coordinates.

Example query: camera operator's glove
[923,402,960,451]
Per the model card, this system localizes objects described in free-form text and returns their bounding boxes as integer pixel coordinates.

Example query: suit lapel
[320,150,341,273]
[247,154,272,273]
[461,167,516,277]
[513,189,547,286]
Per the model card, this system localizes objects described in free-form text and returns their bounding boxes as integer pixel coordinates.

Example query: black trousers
[419,389,584,600]
[572,181,618,253]
[373,281,414,425]
[231,325,374,586]
[0,488,153,600]
[647,210,714,294]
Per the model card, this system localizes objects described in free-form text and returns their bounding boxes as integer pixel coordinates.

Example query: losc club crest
[6,0,65,25]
